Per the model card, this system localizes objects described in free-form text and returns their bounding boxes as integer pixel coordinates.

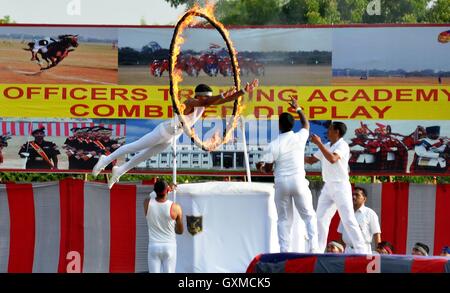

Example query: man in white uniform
[305,122,369,254]
[256,97,319,253]
[144,179,183,273]
[93,80,258,188]
[337,186,381,254]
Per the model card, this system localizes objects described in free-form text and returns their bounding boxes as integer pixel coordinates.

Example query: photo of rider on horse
[24,34,79,70]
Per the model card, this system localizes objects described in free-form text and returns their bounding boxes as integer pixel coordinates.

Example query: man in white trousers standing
[256,97,319,253]
[305,122,369,254]
[144,179,183,273]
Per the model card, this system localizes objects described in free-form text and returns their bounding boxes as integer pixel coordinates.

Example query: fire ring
[169,8,241,152]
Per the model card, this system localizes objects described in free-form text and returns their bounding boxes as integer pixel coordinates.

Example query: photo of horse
[0,26,118,84]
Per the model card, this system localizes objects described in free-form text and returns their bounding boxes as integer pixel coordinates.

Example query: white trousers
[148,243,177,273]
[316,181,368,254]
[345,244,372,254]
[274,175,318,253]
[99,122,174,175]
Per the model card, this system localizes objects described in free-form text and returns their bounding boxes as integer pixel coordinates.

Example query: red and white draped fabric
[325,183,450,256]
[0,180,448,273]
[0,179,151,273]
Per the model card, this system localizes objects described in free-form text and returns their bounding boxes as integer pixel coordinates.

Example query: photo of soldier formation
[17,126,124,170]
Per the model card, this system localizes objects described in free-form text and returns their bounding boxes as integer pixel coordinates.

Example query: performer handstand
[93,79,259,188]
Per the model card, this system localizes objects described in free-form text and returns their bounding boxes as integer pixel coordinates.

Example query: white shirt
[338,204,381,245]
[313,138,350,182]
[261,128,309,179]
[146,194,176,244]
[162,106,205,137]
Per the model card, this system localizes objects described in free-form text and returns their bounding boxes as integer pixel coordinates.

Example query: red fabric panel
[344,256,373,273]
[7,183,35,273]
[109,185,137,272]
[10,122,15,135]
[58,179,84,273]
[55,122,61,136]
[327,212,341,243]
[19,122,24,136]
[64,122,70,136]
[381,182,409,254]
[285,256,317,273]
[433,184,450,256]
[46,122,52,136]
[411,258,447,273]
[246,254,262,273]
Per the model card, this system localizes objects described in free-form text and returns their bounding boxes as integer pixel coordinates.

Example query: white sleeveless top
[146,196,176,244]
[162,106,205,136]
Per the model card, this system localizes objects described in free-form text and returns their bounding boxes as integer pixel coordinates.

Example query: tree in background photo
[165,0,450,24]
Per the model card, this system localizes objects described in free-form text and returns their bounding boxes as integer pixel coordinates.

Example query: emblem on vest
[186,215,202,236]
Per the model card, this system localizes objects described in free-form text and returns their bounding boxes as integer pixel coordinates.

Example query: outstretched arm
[182,79,259,114]
[210,79,259,106]
[288,96,309,130]
[311,134,341,164]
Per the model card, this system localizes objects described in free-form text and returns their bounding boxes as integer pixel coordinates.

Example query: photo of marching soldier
[62,126,123,170]
[18,127,60,169]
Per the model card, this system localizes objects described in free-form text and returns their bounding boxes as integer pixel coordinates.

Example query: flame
[204,131,222,151]
[171,11,194,114]
[197,1,241,82]
[171,2,243,152]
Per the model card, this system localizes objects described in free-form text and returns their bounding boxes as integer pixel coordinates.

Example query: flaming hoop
[169,6,242,152]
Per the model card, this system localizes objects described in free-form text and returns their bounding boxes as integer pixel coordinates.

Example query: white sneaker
[107,166,122,189]
[92,155,108,177]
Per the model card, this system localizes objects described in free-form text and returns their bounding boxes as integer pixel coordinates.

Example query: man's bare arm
[211,79,259,106]
[305,156,319,164]
[174,204,184,234]
[311,134,341,164]
[288,96,309,130]
[143,198,150,216]
[373,233,381,246]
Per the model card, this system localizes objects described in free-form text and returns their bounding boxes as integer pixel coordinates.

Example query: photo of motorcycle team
[346,122,449,174]
[118,28,331,86]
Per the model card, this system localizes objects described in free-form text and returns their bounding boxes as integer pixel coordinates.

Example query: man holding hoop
[92,79,258,188]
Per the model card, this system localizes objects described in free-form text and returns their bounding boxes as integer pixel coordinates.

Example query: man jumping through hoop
[92,79,258,188]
